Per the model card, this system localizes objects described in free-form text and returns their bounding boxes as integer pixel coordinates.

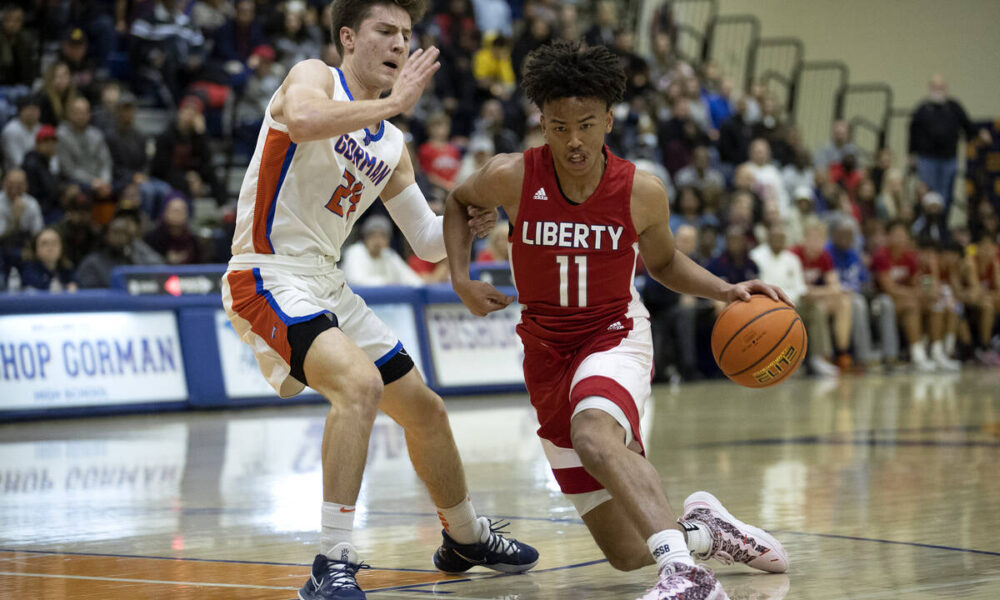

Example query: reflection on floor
[2,371,999,599]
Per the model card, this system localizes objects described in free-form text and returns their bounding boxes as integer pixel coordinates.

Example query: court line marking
[0,570,299,590]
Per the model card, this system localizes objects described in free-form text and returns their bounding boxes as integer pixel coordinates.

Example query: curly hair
[521,40,626,110]
[329,0,428,55]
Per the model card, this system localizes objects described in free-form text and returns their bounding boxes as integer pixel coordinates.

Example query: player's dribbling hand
[455,280,515,317]
[727,279,794,307]
[390,46,441,114]
[467,205,498,238]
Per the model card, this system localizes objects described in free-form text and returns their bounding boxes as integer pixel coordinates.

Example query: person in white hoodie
[340,214,423,287]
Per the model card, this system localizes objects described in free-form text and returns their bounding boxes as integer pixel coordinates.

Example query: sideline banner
[0,312,188,410]
[424,303,524,388]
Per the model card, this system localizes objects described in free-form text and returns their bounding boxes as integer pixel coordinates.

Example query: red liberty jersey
[511,145,646,347]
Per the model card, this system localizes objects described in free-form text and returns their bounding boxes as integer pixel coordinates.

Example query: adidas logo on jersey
[607,321,624,331]
[533,187,548,201]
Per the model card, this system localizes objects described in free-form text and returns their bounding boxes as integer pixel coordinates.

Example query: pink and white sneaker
[681,491,789,574]
[636,562,728,600]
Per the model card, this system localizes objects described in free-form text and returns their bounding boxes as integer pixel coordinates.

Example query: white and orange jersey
[230,67,405,262]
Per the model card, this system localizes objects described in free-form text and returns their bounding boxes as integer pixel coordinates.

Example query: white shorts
[530,317,654,516]
[221,255,405,398]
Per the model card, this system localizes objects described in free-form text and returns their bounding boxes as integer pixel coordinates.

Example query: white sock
[679,520,713,556]
[436,496,483,544]
[321,502,355,557]
[944,333,956,355]
[647,529,695,571]
[931,340,946,359]
[911,342,929,362]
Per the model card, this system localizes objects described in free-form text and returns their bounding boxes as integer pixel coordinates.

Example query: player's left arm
[633,170,792,305]
[380,148,495,262]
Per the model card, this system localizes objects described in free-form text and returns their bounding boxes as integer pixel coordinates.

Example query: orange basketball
[711,294,807,388]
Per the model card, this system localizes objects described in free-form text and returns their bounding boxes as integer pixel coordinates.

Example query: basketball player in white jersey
[221,1,538,598]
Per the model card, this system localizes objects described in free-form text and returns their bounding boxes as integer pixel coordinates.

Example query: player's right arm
[272,49,440,143]
[444,153,522,316]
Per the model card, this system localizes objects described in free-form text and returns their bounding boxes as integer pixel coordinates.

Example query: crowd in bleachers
[1,0,998,377]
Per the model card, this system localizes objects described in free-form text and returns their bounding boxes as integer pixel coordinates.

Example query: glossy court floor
[2,370,999,599]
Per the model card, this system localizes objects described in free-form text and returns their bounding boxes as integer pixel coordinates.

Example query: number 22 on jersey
[326,171,364,218]
[555,255,587,307]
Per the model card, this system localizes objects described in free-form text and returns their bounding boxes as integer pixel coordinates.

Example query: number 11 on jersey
[556,255,587,307]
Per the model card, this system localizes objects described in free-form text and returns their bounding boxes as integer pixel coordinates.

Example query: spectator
[76,213,161,288]
[418,112,462,191]
[56,191,100,267]
[826,218,880,367]
[20,227,77,292]
[751,95,791,164]
[793,218,853,371]
[658,98,710,175]
[151,95,224,204]
[511,17,552,82]
[144,194,202,265]
[38,61,78,126]
[474,221,509,263]
[872,220,940,371]
[0,5,38,88]
[105,91,166,216]
[473,33,515,101]
[213,0,266,68]
[912,191,949,243]
[717,96,755,166]
[674,145,725,193]
[235,45,287,153]
[646,31,678,93]
[0,168,44,264]
[614,29,651,102]
[191,0,233,34]
[434,0,478,50]
[708,225,759,291]
[876,168,912,221]
[90,81,123,136]
[57,96,115,222]
[693,223,720,266]
[781,147,814,201]
[814,120,859,171]
[473,99,520,154]
[868,147,894,193]
[970,232,1000,360]
[2,95,41,171]
[744,138,790,215]
[669,186,718,234]
[456,135,494,184]
[642,224,703,382]
[272,6,324,72]
[59,28,98,98]
[584,1,616,47]
[471,0,513,38]
[341,215,423,287]
[829,153,864,199]
[22,126,64,221]
[130,0,206,104]
[909,74,992,211]
[556,3,580,41]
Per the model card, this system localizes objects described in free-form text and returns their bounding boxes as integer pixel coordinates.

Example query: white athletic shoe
[681,491,789,574]
[636,562,728,600]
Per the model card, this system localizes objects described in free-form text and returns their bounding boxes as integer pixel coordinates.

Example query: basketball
[711,295,807,388]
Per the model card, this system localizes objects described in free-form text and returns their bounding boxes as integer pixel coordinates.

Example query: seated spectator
[57,96,115,223]
[912,191,949,243]
[130,0,206,104]
[341,216,423,287]
[615,29,652,102]
[876,168,913,221]
[718,95,754,166]
[116,207,165,265]
[90,80,123,135]
[584,1,616,47]
[511,16,551,81]
[151,95,224,204]
[781,147,814,201]
[2,95,41,171]
[56,190,101,267]
[829,153,864,198]
[673,145,724,193]
[234,45,286,155]
[20,227,77,292]
[658,97,710,175]
[786,185,818,247]
[473,33,515,101]
[105,92,172,216]
[743,138,790,215]
[0,168,44,265]
[855,177,878,223]
[0,5,38,89]
[76,212,162,288]
[59,28,98,99]
[191,0,233,35]
[725,189,758,244]
[692,223,720,267]
[868,147,894,192]
[967,233,1000,363]
[814,120,860,171]
[827,218,881,367]
[212,0,266,75]
[22,125,64,221]
[751,95,792,165]
[472,0,513,38]
[456,135,494,185]
[418,112,462,192]
[642,224,704,382]
[872,220,942,371]
[272,6,324,72]
[708,225,759,314]
[669,186,718,234]
[38,61,77,126]
[472,99,520,154]
[916,236,962,368]
[792,218,852,371]
[435,0,478,50]
[144,193,202,265]
[474,222,509,263]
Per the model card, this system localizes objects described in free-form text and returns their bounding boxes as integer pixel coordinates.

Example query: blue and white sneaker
[433,516,539,574]
[298,544,370,600]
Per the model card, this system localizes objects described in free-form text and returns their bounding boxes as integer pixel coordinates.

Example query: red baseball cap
[36,124,57,142]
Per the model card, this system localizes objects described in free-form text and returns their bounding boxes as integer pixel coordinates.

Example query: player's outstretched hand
[467,205,498,238]
[455,280,515,317]
[727,279,794,307]
[391,46,440,115]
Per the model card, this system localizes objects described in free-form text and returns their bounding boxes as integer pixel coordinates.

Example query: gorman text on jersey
[334,134,391,186]
[520,221,625,250]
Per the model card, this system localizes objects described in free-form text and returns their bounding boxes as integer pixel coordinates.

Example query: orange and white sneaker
[636,562,728,600]
[681,491,789,573]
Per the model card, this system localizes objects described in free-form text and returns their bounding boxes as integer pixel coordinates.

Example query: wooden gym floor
[2,370,999,599]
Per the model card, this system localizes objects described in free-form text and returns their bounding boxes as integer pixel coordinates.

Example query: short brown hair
[329,0,428,55]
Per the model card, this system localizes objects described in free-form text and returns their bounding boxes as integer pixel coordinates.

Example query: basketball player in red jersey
[443,42,791,599]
